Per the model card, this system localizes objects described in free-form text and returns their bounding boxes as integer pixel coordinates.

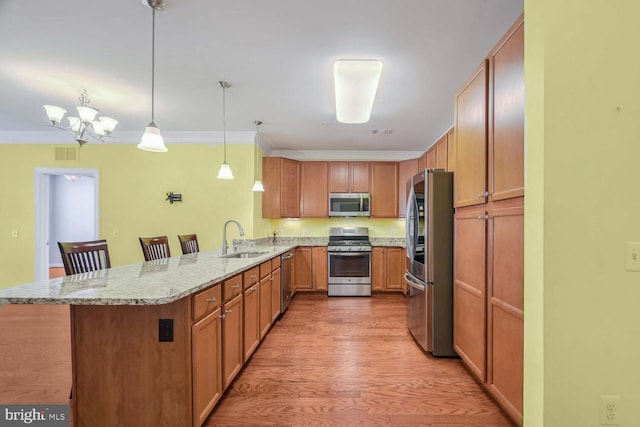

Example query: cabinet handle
[476,214,489,220]
[250,274,257,279]
[206,297,217,303]
[477,191,489,199]
[219,314,226,319]
[232,284,240,289]
[225,309,232,314]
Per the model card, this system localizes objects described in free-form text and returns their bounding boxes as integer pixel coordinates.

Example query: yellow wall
[269,218,405,239]
[525,1,640,425]
[0,143,261,288]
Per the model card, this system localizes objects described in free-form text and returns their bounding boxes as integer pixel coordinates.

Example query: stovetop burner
[328,227,371,252]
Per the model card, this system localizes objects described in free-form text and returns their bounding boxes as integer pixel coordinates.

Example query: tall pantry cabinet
[453,15,524,425]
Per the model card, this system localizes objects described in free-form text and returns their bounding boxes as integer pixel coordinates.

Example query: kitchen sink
[220,251,268,259]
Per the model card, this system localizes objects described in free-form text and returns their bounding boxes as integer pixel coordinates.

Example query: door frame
[34,168,100,281]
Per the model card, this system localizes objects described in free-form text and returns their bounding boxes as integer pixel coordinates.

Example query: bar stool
[139,236,170,261]
[178,234,199,255]
[57,239,111,275]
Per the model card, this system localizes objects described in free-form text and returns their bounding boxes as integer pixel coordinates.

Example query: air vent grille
[54,147,77,161]
[371,129,393,135]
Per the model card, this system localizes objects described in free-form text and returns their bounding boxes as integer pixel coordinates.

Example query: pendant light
[217,81,234,179]
[138,0,168,152]
[252,120,265,192]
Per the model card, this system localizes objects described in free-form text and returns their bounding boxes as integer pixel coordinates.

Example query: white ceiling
[0,0,523,157]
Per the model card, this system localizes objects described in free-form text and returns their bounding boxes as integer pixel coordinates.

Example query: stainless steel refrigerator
[405,169,456,356]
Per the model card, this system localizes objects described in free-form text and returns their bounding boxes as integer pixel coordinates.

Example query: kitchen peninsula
[0,245,296,427]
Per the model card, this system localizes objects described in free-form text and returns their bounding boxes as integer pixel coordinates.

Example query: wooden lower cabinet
[222,293,243,390]
[243,283,260,362]
[271,267,281,322]
[372,247,404,292]
[192,307,222,427]
[453,205,487,381]
[259,275,272,339]
[311,246,328,291]
[487,199,524,423]
[295,246,327,291]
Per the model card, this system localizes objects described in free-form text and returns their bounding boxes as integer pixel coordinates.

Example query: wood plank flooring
[0,294,514,426]
[207,294,515,426]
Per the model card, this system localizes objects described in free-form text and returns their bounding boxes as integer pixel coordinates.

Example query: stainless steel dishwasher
[280,250,295,313]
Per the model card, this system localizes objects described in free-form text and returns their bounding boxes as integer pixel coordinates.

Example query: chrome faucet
[221,220,245,255]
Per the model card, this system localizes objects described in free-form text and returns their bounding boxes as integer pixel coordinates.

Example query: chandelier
[43,90,118,146]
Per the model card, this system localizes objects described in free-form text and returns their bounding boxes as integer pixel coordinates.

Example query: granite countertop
[0,245,296,306]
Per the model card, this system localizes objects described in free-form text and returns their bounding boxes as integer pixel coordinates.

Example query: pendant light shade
[217,81,234,179]
[252,120,264,192]
[138,1,168,153]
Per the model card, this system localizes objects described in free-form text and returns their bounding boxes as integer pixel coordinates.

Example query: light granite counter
[0,244,295,306]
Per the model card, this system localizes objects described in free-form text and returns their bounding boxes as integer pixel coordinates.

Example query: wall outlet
[600,395,620,425]
[303,229,308,237]
[625,242,640,271]
[11,229,18,238]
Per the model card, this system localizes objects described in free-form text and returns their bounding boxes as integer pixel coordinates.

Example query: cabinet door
[328,162,349,193]
[371,247,386,291]
[311,246,328,291]
[385,248,404,291]
[489,17,524,202]
[370,162,398,218]
[222,294,243,390]
[259,276,272,339]
[350,163,370,192]
[281,158,300,218]
[300,162,328,218]
[294,247,313,290]
[455,60,488,208]
[453,206,487,381]
[243,284,260,362]
[271,267,281,322]
[261,157,281,218]
[398,159,419,218]
[487,200,524,422]
[426,147,436,169]
[192,308,222,427]
[435,134,448,170]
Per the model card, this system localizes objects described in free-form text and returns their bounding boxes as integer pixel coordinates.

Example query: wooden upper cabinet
[328,162,370,193]
[398,158,419,218]
[435,133,448,170]
[455,60,488,208]
[418,152,427,170]
[488,16,524,202]
[426,147,436,169]
[370,162,398,218]
[262,157,300,218]
[300,162,328,218]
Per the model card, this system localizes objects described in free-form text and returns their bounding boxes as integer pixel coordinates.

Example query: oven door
[328,252,371,284]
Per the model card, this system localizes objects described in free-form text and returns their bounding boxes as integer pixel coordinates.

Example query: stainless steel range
[327,227,372,296]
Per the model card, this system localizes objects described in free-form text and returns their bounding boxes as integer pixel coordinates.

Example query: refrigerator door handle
[404,272,431,290]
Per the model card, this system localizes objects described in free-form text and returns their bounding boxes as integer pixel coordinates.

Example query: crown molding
[267,149,425,161]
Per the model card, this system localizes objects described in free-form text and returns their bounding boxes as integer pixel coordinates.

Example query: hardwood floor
[0,294,514,426]
[207,294,515,426]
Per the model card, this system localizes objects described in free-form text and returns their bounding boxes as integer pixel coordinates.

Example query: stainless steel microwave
[329,193,370,217]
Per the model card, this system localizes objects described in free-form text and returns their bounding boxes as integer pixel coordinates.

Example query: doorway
[34,168,99,281]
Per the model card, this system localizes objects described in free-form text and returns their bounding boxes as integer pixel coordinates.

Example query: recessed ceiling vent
[371,129,393,135]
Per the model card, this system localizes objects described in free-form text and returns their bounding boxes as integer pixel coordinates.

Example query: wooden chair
[178,234,199,255]
[58,239,111,275]
[139,236,171,261]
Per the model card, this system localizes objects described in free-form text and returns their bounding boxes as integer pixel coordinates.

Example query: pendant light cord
[151,7,156,123]
[222,85,227,162]
[254,123,258,178]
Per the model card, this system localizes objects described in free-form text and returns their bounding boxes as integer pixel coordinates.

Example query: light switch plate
[625,242,640,272]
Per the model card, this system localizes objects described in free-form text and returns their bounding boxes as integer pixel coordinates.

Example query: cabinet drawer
[223,274,243,302]
[259,260,271,279]
[243,266,260,290]
[193,284,222,321]
[271,256,281,270]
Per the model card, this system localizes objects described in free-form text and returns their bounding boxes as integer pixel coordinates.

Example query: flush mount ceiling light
[216,81,234,180]
[252,120,265,192]
[43,90,118,146]
[333,59,383,124]
[137,0,168,153]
